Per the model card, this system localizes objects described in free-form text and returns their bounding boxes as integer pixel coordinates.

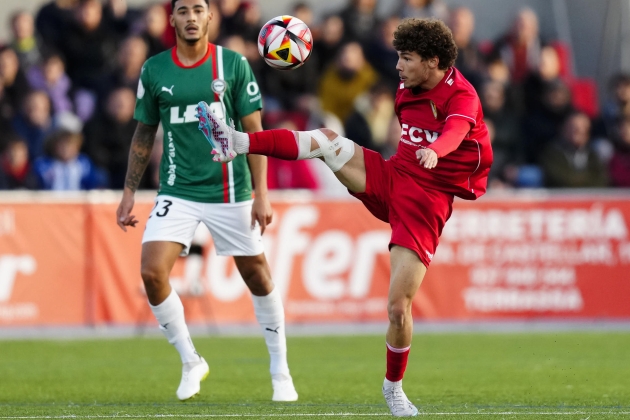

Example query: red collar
[171,43,213,68]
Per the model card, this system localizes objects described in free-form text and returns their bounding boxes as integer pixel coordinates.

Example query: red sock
[248,129,298,160]
[385,343,410,382]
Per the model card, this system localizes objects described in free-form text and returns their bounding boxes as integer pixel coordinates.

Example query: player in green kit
[116,0,298,402]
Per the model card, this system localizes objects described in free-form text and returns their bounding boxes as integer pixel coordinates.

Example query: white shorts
[142,195,264,257]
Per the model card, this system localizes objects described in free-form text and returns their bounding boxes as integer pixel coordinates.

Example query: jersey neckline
[171,43,212,68]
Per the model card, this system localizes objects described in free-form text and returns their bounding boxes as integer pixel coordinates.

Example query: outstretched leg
[196,101,367,193]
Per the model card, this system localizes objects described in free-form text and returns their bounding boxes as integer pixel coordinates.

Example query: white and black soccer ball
[257,15,313,71]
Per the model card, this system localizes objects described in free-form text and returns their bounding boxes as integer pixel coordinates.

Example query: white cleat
[272,376,298,402]
[176,357,210,401]
[382,380,418,417]
[196,101,237,163]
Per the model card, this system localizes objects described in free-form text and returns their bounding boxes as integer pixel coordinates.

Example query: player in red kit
[196,18,492,417]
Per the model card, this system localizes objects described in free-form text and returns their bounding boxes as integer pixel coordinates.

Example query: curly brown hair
[393,18,458,70]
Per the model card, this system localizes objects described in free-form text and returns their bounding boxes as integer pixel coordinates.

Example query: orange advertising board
[0,192,629,327]
[422,196,630,319]
[0,200,86,325]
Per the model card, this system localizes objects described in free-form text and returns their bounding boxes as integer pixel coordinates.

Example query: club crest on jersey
[211,79,227,95]
[430,101,438,119]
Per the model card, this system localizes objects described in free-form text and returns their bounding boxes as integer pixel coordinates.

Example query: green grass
[0,333,629,419]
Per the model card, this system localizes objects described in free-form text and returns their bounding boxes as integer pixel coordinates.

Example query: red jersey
[389,67,493,200]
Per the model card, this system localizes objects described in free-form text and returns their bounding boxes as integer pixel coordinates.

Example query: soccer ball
[258,15,313,70]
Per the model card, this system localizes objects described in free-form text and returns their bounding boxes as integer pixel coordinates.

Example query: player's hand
[251,194,273,235]
[116,189,139,232]
[416,148,438,169]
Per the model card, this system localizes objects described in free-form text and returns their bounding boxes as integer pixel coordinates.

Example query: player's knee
[235,256,273,295]
[321,133,355,172]
[243,273,272,296]
[140,265,169,293]
[387,301,409,328]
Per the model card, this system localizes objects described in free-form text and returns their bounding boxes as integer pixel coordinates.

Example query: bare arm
[116,122,159,231]
[242,110,273,233]
[125,122,159,192]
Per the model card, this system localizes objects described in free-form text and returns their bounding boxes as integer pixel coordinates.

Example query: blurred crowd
[0,0,629,192]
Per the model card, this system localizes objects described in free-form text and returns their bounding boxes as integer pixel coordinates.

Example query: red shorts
[349,148,454,267]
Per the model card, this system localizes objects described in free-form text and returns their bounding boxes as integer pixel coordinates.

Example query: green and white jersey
[134,43,262,203]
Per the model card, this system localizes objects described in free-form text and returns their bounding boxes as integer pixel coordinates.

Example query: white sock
[252,287,290,379]
[383,378,402,389]
[233,131,250,154]
[150,289,200,364]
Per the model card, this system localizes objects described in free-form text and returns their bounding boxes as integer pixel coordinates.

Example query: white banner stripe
[216,46,234,203]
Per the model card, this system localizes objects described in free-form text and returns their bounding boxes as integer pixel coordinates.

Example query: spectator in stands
[35,0,78,53]
[11,90,55,160]
[33,128,104,190]
[339,0,379,45]
[365,16,401,89]
[492,7,544,84]
[219,0,242,36]
[206,0,222,43]
[312,14,345,74]
[480,80,524,186]
[0,80,15,144]
[230,1,262,42]
[485,56,525,115]
[140,3,169,58]
[344,82,395,152]
[102,0,139,38]
[0,46,31,119]
[0,136,38,190]
[398,0,449,21]
[9,11,42,71]
[318,42,378,122]
[292,3,314,31]
[106,36,148,93]
[58,0,117,91]
[598,73,630,139]
[522,79,574,163]
[83,87,136,189]
[539,111,608,188]
[609,116,630,187]
[26,52,74,117]
[449,6,484,90]
[522,45,562,115]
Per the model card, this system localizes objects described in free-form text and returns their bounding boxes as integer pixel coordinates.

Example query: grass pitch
[0,332,629,419]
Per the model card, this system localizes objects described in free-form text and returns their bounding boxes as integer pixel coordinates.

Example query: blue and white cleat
[196,101,237,163]
[382,380,419,417]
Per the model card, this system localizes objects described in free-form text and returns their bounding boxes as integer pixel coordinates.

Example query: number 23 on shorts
[150,199,173,218]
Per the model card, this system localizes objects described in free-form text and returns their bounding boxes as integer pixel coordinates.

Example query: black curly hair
[393,18,458,70]
[171,0,210,10]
